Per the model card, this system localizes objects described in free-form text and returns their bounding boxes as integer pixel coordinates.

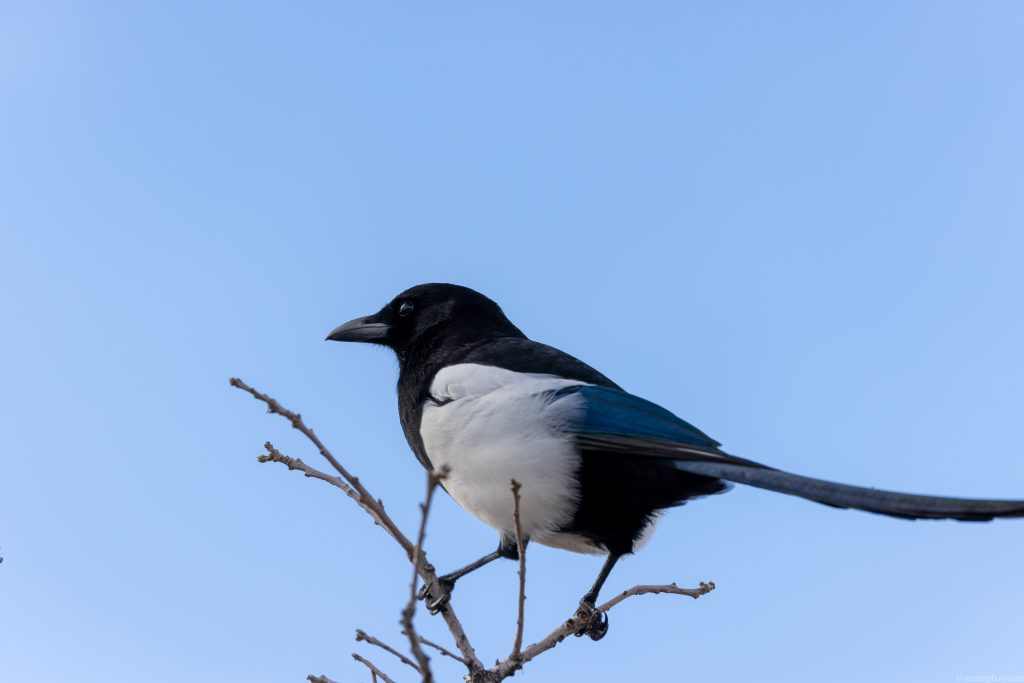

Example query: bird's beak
[325,314,391,343]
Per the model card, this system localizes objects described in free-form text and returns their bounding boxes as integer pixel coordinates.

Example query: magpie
[327,283,1024,640]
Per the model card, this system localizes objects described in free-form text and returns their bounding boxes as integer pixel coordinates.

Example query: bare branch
[491,581,716,679]
[259,442,354,495]
[352,654,397,683]
[356,629,421,674]
[233,378,411,550]
[401,467,447,683]
[415,635,467,665]
[509,479,527,660]
[599,581,716,613]
[231,378,485,675]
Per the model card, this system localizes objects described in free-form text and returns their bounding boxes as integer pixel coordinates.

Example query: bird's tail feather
[674,459,1024,521]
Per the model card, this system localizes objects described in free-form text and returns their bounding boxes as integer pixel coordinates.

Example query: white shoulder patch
[428,363,584,403]
[420,363,590,541]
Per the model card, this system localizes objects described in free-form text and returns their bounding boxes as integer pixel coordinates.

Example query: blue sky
[2,2,1022,681]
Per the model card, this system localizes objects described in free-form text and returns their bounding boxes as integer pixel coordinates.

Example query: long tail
[675,459,1024,521]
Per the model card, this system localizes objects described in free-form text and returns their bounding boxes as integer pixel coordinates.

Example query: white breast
[420,363,588,541]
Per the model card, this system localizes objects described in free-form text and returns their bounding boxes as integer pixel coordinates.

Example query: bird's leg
[419,550,499,614]
[418,537,523,614]
[572,553,621,641]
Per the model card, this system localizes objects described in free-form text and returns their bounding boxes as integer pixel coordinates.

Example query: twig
[233,378,410,549]
[416,635,467,665]
[509,479,527,660]
[259,443,481,677]
[599,581,716,613]
[231,378,485,675]
[401,467,447,683]
[490,580,716,679]
[356,629,421,674]
[260,442,353,495]
[308,676,341,683]
[352,654,397,683]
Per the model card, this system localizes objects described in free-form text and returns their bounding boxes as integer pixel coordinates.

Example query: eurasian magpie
[327,283,1024,640]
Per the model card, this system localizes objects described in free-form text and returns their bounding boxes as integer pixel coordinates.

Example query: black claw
[571,599,609,641]
[587,611,609,641]
[418,577,455,615]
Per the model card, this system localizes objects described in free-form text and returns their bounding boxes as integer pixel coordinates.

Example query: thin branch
[509,479,527,660]
[489,581,716,680]
[599,581,716,613]
[352,654,397,683]
[260,442,353,495]
[401,467,447,683]
[415,635,467,665]
[356,629,421,674]
[233,378,411,550]
[232,378,485,675]
[259,443,481,677]
[308,676,341,683]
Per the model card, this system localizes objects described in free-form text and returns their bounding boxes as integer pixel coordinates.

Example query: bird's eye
[398,301,415,317]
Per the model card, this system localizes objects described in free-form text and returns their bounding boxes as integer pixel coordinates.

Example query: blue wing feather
[556,385,722,450]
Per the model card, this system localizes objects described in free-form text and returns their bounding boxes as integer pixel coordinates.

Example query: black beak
[326,314,391,343]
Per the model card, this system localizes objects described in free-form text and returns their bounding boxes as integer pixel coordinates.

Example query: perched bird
[327,283,1024,639]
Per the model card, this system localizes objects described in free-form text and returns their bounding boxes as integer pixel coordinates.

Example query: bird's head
[326,283,523,357]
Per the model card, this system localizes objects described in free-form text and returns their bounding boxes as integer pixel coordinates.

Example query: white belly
[419,364,587,539]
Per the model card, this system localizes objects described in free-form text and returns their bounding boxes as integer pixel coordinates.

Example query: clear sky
[2,2,1023,681]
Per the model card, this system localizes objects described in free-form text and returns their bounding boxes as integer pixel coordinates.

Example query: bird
[326,283,1024,640]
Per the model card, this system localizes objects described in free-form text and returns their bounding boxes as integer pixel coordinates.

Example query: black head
[326,283,524,357]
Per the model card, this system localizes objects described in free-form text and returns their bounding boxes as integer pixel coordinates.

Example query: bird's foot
[570,599,609,641]
[417,576,455,615]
